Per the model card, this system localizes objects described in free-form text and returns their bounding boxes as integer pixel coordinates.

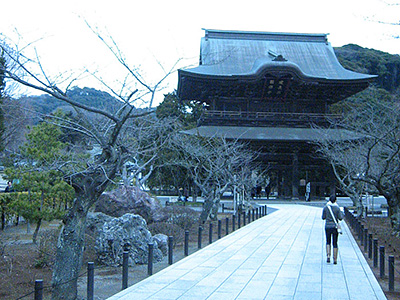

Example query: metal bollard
[198,226,203,249]
[243,212,246,226]
[168,236,174,265]
[34,279,43,300]
[252,209,255,222]
[148,243,154,276]
[368,234,373,259]
[218,220,222,239]
[209,223,213,244]
[364,229,368,252]
[184,230,189,256]
[225,217,229,235]
[380,246,385,279]
[248,211,251,224]
[122,251,129,289]
[373,239,378,268]
[360,225,364,246]
[238,213,241,228]
[232,215,236,231]
[389,255,394,291]
[87,262,94,299]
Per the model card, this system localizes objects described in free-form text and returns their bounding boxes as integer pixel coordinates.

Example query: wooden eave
[177,29,377,103]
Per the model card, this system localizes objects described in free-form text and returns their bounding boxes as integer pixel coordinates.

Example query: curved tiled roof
[183,29,375,81]
[177,29,376,101]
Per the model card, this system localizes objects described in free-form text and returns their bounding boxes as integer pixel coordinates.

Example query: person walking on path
[322,195,344,264]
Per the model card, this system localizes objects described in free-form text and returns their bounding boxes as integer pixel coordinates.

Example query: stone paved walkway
[108,204,387,300]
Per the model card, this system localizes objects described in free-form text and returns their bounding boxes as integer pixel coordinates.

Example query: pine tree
[0,50,5,152]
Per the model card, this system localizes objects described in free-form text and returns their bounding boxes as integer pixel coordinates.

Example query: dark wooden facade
[177,29,376,199]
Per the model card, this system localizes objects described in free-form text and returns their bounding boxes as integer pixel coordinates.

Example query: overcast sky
[1,0,399,106]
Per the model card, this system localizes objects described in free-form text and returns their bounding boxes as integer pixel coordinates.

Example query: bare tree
[316,130,367,217]
[1,31,175,299]
[2,97,33,154]
[172,133,259,223]
[119,116,174,189]
[316,98,400,230]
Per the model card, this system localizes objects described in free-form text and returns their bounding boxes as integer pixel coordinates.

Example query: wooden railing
[199,110,341,127]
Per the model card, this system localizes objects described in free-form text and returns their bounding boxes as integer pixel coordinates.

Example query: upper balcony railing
[198,110,342,127]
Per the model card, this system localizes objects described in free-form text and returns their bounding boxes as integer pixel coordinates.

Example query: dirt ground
[1,214,400,300]
[0,215,232,300]
[353,217,400,300]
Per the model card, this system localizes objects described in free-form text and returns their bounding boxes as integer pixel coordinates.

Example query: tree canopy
[0,28,175,298]
[334,44,400,93]
[3,118,75,242]
[17,86,123,116]
[0,50,6,152]
[316,96,400,230]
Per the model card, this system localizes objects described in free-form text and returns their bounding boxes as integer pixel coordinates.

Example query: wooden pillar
[277,169,283,197]
[292,150,299,200]
[283,169,291,198]
[329,166,336,197]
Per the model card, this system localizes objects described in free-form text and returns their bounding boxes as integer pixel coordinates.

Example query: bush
[148,222,184,245]
[148,206,200,245]
[162,206,199,231]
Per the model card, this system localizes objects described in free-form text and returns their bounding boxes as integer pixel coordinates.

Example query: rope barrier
[14,290,35,300]
[12,204,269,299]
[386,256,400,276]
[345,207,400,285]
[13,265,94,300]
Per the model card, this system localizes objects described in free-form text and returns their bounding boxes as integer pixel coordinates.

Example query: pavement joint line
[108,204,388,300]
[233,208,307,298]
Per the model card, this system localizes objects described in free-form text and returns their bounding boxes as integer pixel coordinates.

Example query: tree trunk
[199,193,223,222]
[355,203,364,218]
[32,218,42,244]
[388,205,400,232]
[51,197,89,300]
[1,210,5,230]
[349,195,364,218]
[390,206,400,232]
[382,190,400,231]
[200,196,214,223]
[209,197,221,220]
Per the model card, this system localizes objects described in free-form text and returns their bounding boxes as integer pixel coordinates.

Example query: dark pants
[325,227,339,248]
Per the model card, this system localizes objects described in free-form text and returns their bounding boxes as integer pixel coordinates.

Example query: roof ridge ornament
[268,50,278,57]
[268,50,287,62]
[273,55,287,62]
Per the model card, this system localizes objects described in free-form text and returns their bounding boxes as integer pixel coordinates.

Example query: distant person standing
[322,195,344,264]
[4,181,13,193]
[305,182,310,201]
[265,184,271,200]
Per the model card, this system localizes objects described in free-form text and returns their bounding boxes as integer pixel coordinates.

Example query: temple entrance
[177,29,375,201]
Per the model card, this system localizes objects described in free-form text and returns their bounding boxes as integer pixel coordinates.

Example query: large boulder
[86,212,165,266]
[95,186,167,223]
[153,234,168,256]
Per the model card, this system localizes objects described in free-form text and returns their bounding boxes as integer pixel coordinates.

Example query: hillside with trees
[334,44,400,94]
[18,86,123,116]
